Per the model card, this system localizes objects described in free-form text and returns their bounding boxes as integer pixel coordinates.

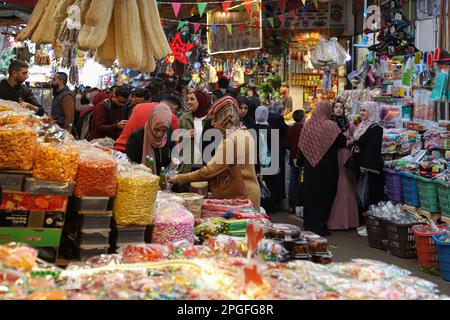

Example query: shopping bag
[356,174,369,209]
[259,180,271,202]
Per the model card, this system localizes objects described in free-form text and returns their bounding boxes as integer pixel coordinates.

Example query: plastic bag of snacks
[0,243,38,272]
[173,193,204,219]
[121,244,170,263]
[113,165,160,226]
[33,142,79,182]
[152,201,195,245]
[75,148,118,197]
[0,99,20,112]
[0,111,36,127]
[0,124,37,170]
[0,268,29,300]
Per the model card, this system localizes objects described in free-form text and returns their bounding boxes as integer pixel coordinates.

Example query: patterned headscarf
[208,96,240,130]
[298,102,341,167]
[353,101,381,141]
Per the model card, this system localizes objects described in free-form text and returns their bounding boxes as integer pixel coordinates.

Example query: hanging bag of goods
[151,201,195,245]
[33,142,79,182]
[113,165,159,226]
[74,148,118,197]
[0,124,37,171]
[311,37,349,70]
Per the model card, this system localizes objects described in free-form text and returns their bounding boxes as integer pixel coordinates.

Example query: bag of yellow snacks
[114,165,160,226]
[33,142,79,182]
[0,124,37,170]
[0,111,36,126]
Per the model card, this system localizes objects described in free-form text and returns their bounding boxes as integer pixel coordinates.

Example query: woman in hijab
[353,101,384,237]
[237,96,256,130]
[298,102,347,236]
[179,89,212,172]
[125,104,175,175]
[170,96,260,210]
[328,99,359,231]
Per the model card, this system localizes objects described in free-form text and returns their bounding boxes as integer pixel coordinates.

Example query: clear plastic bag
[311,37,349,70]
[0,99,21,112]
[0,110,36,127]
[113,165,160,226]
[75,148,118,197]
[0,124,37,171]
[173,193,204,219]
[33,142,79,182]
[152,201,195,245]
[0,243,38,272]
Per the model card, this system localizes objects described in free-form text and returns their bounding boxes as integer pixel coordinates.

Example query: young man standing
[91,86,130,140]
[0,59,44,115]
[51,72,75,130]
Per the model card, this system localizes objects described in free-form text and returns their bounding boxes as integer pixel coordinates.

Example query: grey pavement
[270,212,450,296]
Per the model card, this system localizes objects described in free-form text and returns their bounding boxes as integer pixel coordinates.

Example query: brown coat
[177,130,260,210]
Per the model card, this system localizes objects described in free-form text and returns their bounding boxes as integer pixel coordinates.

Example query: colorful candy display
[152,203,194,245]
[75,154,118,197]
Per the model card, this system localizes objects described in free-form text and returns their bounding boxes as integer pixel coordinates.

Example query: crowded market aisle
[271,213,450,295]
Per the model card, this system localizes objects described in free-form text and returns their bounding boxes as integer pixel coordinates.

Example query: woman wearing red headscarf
[178,89,212,172]
[125,104,175,175]
[298,102,347,236]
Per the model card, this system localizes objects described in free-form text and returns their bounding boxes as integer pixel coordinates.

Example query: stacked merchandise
[0,100,76,262]
[1,242,448,300]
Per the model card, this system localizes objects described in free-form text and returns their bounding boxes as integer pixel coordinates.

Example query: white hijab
[354,101,380,141]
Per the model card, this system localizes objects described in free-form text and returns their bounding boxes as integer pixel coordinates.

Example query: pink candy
[152,206,194,245]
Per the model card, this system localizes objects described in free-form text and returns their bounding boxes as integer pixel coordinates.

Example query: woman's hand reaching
[168,175,179,185]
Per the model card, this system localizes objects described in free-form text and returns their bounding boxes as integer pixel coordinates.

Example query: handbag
[344,146,357,171]
[356,173,370,209]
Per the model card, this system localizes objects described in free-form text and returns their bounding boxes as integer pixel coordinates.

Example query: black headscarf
[331,100,349,132]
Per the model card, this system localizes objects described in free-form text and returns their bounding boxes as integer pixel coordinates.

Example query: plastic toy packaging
[122,244,170,263]
[33,142,79,182]
[0,124,37,171]
[256,239,289,262]
[75,148,118,197]
[0,243,38,272]
[152,201,195,245]
[113,165,160,226]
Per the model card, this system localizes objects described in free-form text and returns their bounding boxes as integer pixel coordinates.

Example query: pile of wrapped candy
[382,130,420,155]
[1,242,448,300]
[367,201,424,224]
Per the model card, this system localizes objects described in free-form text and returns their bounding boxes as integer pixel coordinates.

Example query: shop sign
[207,1,262,55]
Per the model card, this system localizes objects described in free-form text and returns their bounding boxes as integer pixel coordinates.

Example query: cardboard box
[0,192,68,212]
[0,211,65,228]
[0,228,62,247]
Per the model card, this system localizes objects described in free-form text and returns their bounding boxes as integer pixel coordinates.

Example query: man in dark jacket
[51,72,75,130]
[0,59,44,115]
[91,86,130,140]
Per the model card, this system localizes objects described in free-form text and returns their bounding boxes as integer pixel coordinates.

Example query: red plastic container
[412,225,443,269]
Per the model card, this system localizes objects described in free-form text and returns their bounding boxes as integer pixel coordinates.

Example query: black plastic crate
[79,244,109,260]
[385,220,421,258]
[116,226,146,244]
[363,213,387,250]
[79,213,112,230]
[79,229,111,246]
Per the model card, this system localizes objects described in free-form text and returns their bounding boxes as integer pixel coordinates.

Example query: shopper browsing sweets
[179,89,212,172]
[328,99,359,230]
[170,96,260,210]
[91,86,130,140]
[0,59,44,115]
[125,104,175,175]
[298,102,346,236]
[353,101,384,237]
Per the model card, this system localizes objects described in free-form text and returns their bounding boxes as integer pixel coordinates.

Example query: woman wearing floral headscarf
[298,102,347,236]
[353,101,384,237]
[170,96,260,209]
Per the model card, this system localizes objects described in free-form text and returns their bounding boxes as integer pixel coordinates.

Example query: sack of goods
[201,199,253,218]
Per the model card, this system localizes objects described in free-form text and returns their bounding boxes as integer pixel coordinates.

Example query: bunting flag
[211,24,217,33]
[244,0,252,13]
[222,1,231,14]
[197,2,207,17]
[238,23,244,33]
[160,19,163,25]
[301,0,306,5]
[194,23,201,33]
[254,19,260,29]
[268,17,274,28]
[279,0,285,11]
[313,0,319,9]
[238,4,245,12]
[172,2,181,17]
[278,14,285,27]
[226,23,233,35]
[177,21,186,30]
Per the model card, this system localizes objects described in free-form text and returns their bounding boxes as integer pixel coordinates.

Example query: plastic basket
[435,180,450,218]
[432,234,450,281]
[412,226,443,269]
[363,212,387,250]
[415,175,440,212]
[400,172,420,207]
[385,220,421,258]
[384,169,403,202]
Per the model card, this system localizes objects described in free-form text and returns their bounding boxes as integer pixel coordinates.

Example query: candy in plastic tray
[263,223,301,241]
